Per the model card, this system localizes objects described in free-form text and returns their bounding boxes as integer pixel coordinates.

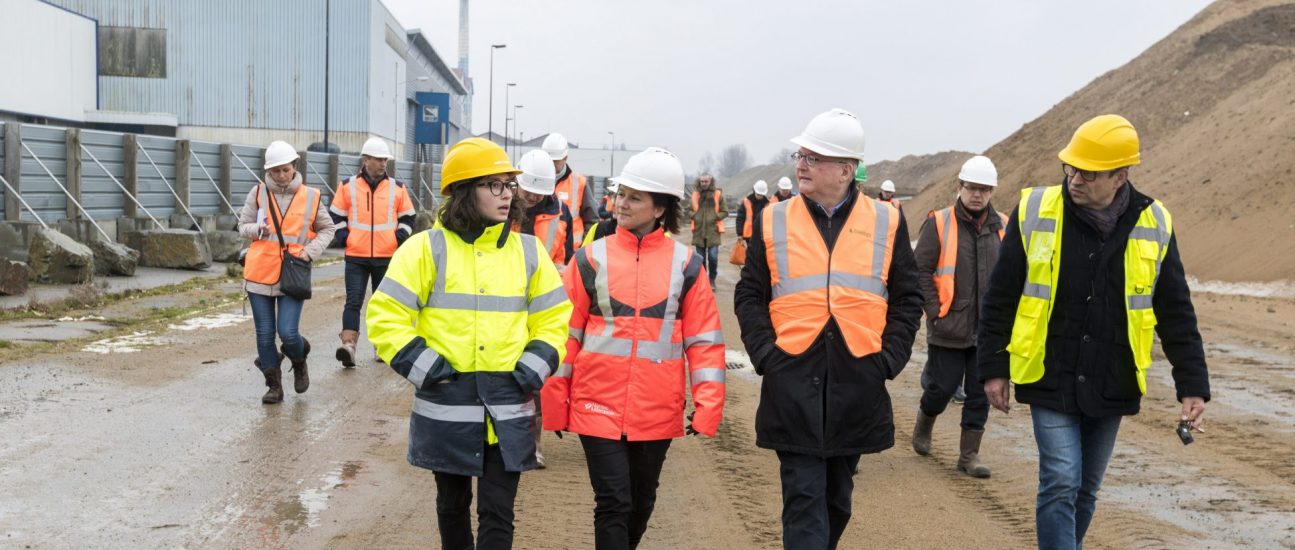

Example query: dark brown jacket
[913,199,1004,348]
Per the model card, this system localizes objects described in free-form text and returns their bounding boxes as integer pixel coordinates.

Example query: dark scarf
[1073,182,1130,239]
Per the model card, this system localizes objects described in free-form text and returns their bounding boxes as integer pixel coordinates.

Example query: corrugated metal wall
[228,144,264,207]
[18,124,69,224]
[136,135,178,217]
[302,151,336,207]
[0,123,7,208]
[80,129,129,220]
[189,141,226,214]
[45,0,373,133]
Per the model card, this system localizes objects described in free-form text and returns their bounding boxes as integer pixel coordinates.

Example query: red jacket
[542,227,726,439]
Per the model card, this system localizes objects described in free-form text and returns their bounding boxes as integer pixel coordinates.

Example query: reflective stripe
[398,208,417,218]
[522,233,539,300]
[347,178,399,231]
[773,272,888,299]
[413,398,484,423]
[1023,282,1051,300]
[638,340,685,362]
[1148,202,1169,295]
[398,223,413,235]
[429,229,448,297]
[518,351,551,380]
[830,271,890,299]
[871,200,891,280]
[771,201,790,283]
[590,240,616,348]
[938,207,954,260]
[428,293,527,312]
[554,363,573,378]
[377,276,422,311]
[584,334,634,357]
[543,216,559,251]
[1021,189,1052,251]
[487,401,536,421]
[329,205,348,218]
[408,347,441,387]
[333,221,348,230]
[684,330,724,347]
[569,328,585,342]
[293,188,319,245]
[690,368,726,386]
[934,266,956,276]
[1128,227,1163,243]
[528,286,568,314]
[1128,294,1154,310]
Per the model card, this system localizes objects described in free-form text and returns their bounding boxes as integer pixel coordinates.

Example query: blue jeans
[248,292,306,371]
[1031,406,1122,550]
[695,245,719,286]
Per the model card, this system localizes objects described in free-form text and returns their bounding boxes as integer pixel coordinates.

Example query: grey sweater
[237,172,336,297]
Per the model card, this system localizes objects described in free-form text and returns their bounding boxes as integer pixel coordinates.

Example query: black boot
[256,356,284,404]
[283,338,310,394]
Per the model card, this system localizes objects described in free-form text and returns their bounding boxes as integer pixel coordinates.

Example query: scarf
[1073,182,1130,239]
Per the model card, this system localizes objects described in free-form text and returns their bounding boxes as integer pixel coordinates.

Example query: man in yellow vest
[978,115,1209,550]
[911,155,1008,478]
[735,108,922,549]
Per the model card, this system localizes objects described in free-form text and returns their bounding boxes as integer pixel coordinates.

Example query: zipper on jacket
[368,180,375,257]
[623,237,644,437]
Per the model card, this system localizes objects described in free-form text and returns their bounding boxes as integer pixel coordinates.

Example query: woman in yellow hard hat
[365,137,572,550]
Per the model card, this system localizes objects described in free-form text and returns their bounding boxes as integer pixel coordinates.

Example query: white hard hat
[609,147,685,199]
[958,155,998,187]
[777,176,793,190]
[264,141,299,170]
[517,150,557,195]
[361,137,394,159]
[790,108,866,161]
[541,133,569,160]
[881,180,896,193]
[753,180,768,196]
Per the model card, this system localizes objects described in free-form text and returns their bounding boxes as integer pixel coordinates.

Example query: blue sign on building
[415,92,452,144]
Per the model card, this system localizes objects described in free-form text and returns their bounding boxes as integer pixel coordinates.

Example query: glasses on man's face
[1062,164,1110,183]
[790,151,848,168]
[477,178,518,196]
[960,182,994,195]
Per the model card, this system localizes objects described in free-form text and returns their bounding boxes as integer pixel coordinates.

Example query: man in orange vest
[910,155,1007,479]
[329,137,416,367]
[689,173,727,288]
[735,109,922,549]
[878,179,902,209]
[543,133,599,244]
[736,179,772,247]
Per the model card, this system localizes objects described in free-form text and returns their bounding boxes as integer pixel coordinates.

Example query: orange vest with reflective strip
[741,196,767,238]
[245,184,321,285]
[513,211,569,267]
[691,189,725,234]
[762,195,899,357]
[930,207,1009,318]
[333,176,412,258]
[555,171,588,241]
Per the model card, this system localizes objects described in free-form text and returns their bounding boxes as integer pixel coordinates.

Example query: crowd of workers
[237,108,1210,550]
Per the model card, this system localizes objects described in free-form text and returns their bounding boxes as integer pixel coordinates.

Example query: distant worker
[330,138,416,367]
[597,178,615,220]
[736,108,922,549]
[543,133,600,244]
[737,179,773,246]
[545,146,725,550]
[366,137,572,550]
[878,179,901,209]
[910,155,1008,479]
[515,150,576,270]
[773,176,795,202]
[690,173,727,288]
[854,163,868,192]
[582,181,620,247]
[978,115,1209,549]
[238,141,336,404]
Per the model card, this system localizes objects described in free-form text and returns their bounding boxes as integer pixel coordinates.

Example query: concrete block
[124,229,213,270]
[89,239,140,276]
[205,230,247,263]
[28,228,94,284]
[0,259,30,295]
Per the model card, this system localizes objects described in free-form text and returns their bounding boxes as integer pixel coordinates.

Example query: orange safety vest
[742,197,762,239]
[513,210,570,267]
[331,176,415,258]
[555,171,588,242]
[762,195,899,357]
[543,227,726,440]
[691,189,725,234]
[929,207,1009,318]
[244,184,321,286]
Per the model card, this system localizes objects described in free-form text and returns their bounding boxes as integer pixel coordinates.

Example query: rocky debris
[28,228,94,284]
[125,229,212,270]
[205,230,247,263]
[0,259,30,295]
[90,239,140,276]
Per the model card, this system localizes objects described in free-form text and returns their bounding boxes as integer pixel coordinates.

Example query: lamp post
[512,105,524,159]
[503,82,516,150]
[488,44,506,143]
[396,75,429,159]
[607,131,616,179]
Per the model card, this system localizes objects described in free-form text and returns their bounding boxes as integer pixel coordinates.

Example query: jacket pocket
[1101,345,1143,400]
[931,298,972,340]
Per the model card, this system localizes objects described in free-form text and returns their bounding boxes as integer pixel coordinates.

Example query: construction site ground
[1,230,1292,549]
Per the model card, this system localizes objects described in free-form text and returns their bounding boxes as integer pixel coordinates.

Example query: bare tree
[717,144,751,178]
[769,147,796,165]
[698,151,716,175]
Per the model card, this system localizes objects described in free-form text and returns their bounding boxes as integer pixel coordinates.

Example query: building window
[99,26,167,78]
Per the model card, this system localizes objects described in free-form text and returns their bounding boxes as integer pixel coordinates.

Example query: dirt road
[1,242,1293,549]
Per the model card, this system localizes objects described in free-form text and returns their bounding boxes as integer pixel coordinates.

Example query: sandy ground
[1,232,1293,549]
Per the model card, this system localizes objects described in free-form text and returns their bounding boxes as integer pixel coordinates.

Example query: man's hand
[1180,396,1206,431]
[984,377,1011,414]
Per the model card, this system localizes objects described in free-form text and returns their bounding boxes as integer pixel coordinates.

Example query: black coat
[977,182,1210,417]
[735,186,923,457]
[735,193,772,239]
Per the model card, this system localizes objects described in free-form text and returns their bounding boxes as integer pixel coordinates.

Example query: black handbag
[265,185,313,300]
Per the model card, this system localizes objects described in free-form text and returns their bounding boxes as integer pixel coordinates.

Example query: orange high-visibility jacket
[514,201,574,267]
[555,171,588,242]
[691,189,725,235]
[928,207,1009,318]
[330,176,416,258]
[245,184,321,285]
[763,195,900,357]
[542,227,726,440]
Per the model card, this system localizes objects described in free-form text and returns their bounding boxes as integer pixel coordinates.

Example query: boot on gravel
[284,338,311,394]
[912,410,936,456]
[956,428,992,478]
[337,330,358,368]
[255,354,285,404]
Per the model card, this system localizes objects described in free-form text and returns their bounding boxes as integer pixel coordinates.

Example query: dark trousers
[342,259,388,331]
[919,344,989,430]
[433,445,520,550]
[579,435,673,550]
[776,451,861,550]
[695,245,719,286]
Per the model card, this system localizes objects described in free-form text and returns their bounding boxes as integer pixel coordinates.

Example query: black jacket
[913,199,1005,348]
[735,186,923,457]
[977,181,1210,417]
[735,193,771,239]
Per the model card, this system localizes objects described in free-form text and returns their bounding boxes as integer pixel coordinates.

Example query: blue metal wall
[189,141,226,214]
[18,124,69,224]
[44,0,373,133]
[80,129,129,220]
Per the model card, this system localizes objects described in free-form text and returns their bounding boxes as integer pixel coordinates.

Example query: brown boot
[956,428,992,478]
[256,356,284,404]
[285,337,310,394]
[336,330,358,367]
[912,410,936,456]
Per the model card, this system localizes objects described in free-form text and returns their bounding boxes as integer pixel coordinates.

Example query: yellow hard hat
[1058,114,1141,171]
[440,137,520,194]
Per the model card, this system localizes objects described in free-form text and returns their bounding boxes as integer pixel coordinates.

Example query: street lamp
[396,75,429,159]
[607,131,616,179]
[488,44,506,143]
[512,105,524,159]
[503,82,516,150]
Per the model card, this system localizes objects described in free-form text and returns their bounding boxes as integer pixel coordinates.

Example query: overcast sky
[384,0,1211,172]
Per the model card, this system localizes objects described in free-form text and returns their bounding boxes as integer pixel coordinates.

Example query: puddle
[1188,276,1295,299]
[82,331,170,354]
[168,313,249,331]
[55,315,106,322]
[1167,344,1295,430]
[262,461,365,534]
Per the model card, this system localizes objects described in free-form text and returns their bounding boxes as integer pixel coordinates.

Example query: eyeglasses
[959,182,995,195]
[477,177,518,196]
[791,151,849,168]
[1062,164,1116,183]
